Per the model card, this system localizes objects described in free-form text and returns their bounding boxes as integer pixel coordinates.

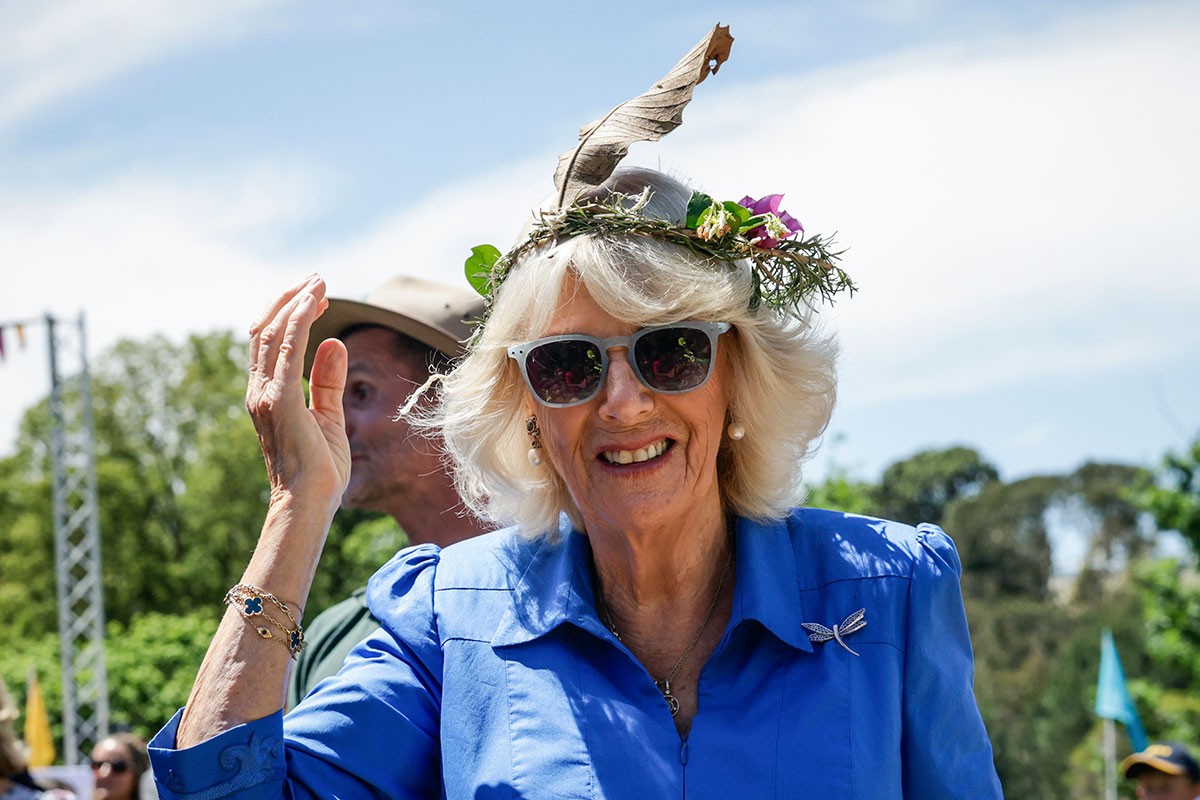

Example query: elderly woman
[150,28,1001,797]
[149,165,1001,797]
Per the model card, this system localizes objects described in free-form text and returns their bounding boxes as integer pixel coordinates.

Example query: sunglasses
[91,758,130,773]
[508,321,731,408]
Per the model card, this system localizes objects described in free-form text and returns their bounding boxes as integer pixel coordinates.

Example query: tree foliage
[946,475,1057,601]
[802,468,875,516]
[0,612,218,751]
[1137,437,1200,555]
[874,445,998,526]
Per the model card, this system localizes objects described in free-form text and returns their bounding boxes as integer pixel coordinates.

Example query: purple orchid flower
[738,194,804,248]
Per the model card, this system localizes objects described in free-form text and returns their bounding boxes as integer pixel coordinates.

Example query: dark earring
[526,415,543,467]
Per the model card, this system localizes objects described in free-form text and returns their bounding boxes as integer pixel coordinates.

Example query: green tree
[1137,436,1200,555]
[104,611,221,736]
[802,468,875,516]
[945,475,1058,601]
[0,331,262,636]
[0,611,218,752]
[1133,558,1200,690]
[874,446,998,527]
[0,456,56,637]
[1072,463,1152,565]
[1061,561,1200,799]
[944,462,1149,798]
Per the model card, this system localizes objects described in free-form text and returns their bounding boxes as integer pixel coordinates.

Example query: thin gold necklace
[597,547,734,717]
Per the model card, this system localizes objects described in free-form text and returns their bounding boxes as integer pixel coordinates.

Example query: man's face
[340,327,442,515]
[1135,772,1200,800]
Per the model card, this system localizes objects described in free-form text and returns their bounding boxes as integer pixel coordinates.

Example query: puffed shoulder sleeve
[902,526,1003,798]
[149,544,445,800]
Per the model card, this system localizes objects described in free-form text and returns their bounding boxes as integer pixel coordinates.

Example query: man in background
[1122,742,1200,800]
[288,275,488,707]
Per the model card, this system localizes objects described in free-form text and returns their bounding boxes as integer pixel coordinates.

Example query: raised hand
[246,274,350,517]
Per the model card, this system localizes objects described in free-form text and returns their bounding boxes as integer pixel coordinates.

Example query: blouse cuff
[149,708,286,799]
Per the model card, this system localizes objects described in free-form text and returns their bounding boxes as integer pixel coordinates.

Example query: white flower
[764,213,792,242]
[696,204,735,241]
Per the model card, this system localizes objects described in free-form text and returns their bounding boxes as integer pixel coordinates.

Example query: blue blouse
[149,509,1003,798]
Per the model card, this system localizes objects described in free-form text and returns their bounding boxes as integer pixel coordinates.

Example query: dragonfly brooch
[802,608,867,656]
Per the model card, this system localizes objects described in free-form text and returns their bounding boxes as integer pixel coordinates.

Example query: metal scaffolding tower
[45,312,109,764]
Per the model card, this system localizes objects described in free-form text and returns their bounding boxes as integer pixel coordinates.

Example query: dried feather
[552,24,734,210]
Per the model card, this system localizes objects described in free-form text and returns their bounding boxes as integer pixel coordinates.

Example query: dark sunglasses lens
[635,327,714,392]
[92,759,129,773]
[525,339,605,404]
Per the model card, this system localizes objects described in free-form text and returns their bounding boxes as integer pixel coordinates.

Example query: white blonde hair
[430,167,838,537]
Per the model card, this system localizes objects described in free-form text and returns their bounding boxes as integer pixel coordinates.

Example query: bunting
[0,322,31,365]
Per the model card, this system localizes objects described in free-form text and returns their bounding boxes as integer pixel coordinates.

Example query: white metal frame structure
[45,312,109,764]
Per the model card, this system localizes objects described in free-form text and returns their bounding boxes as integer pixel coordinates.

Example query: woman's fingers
[249,274,323,386]
[249,273,321,341]
[245,275,337,494]
[273,287,326,390]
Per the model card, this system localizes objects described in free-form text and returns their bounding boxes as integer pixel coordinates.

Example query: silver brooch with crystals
[802,608,867,656]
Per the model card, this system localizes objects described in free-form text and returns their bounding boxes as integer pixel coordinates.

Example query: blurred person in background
[0,676,44,799]
[90,733,149,800]
[1122,742,1200,800]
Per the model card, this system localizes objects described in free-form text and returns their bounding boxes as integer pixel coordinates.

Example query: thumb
[310,337,347,427]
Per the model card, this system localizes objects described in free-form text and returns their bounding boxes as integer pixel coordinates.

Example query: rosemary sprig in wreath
[465,189,853,323]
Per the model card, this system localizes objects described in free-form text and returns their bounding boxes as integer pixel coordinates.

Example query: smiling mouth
[600,438,670,465]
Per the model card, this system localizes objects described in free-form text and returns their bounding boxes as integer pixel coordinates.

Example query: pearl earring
[727,421,745,441]
[526,415,544,466]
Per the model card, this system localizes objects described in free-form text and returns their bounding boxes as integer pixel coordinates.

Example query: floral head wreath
[464,25,853,325]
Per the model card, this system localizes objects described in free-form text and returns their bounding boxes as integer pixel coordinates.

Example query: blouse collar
[490,514,814,654]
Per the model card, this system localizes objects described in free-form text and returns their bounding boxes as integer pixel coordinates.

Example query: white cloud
[0,158,335,452]
[294,158,552,301]
[628,3,1200,405]
[0,0,288,132]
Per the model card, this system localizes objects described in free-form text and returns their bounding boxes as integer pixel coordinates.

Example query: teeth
[603,439,667,465]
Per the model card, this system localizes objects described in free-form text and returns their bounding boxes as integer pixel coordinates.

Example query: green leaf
[739,213,768,233]
[723,201,752,226]
[465,244,501,297]
[686,192,715,228]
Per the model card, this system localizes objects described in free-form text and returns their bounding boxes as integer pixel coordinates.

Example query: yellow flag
[24,667,55,767]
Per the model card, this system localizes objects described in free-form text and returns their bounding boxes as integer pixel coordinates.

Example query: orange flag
[24,667,55,767]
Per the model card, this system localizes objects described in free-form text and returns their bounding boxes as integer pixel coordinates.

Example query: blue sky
[1,0,1198,500]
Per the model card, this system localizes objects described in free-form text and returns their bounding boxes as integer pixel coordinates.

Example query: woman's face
[90,738,137,800]
[526,278,732,535]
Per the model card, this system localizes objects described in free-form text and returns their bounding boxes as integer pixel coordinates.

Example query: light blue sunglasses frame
[507,321,731,408]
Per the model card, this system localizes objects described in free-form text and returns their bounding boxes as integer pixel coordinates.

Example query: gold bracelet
[224,583,306,658]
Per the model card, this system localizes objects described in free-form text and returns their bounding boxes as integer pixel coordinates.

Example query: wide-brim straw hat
[303,275,484,376]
